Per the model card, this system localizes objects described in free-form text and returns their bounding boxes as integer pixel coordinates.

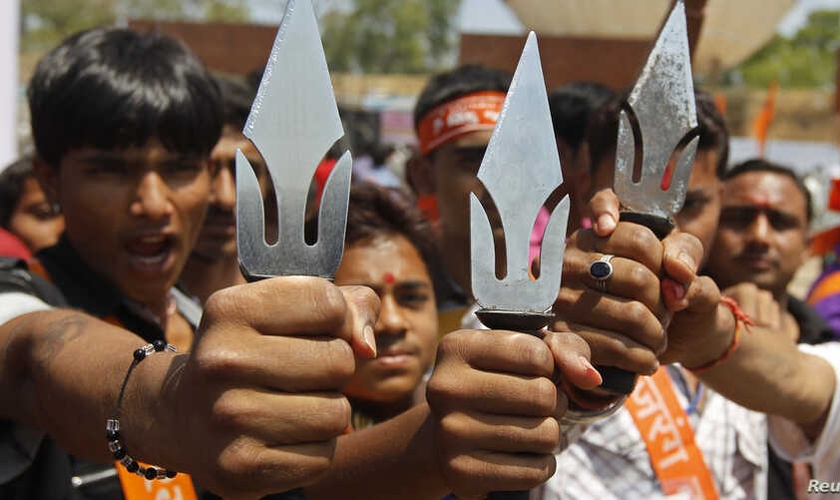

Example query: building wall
[458,33,654,91]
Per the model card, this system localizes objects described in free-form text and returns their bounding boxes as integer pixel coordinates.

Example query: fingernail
[678,251,697,272]
[596,214,616,233]
[363,325,377,357]
[649,359,660,375]
[579,356,603,385]
[664,279,686,301]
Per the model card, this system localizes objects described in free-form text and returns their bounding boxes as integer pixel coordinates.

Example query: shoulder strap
[0,257,67,307]
[170,286,203,328]
[624,368,720,499]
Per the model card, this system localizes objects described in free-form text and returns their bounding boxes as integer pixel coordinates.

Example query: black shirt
[0,237,170,500]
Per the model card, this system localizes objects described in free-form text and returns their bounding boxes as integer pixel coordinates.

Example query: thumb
[589,188,620,237]
[340,285,380,359]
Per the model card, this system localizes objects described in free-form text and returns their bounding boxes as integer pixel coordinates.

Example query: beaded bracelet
[688,296,755,374]
[106,340,179,480]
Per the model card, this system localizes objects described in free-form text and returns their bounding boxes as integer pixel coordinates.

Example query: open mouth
[202,214,237,238]
[125,234,176,272]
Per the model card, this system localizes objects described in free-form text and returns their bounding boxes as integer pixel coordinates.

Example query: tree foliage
[321,0,461,74]
[727,9,840,88]
[21,0,116,49]
[21,0,249,51]
[204,0,250,23]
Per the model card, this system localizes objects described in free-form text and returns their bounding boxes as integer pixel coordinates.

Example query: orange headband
[416,91,506,154]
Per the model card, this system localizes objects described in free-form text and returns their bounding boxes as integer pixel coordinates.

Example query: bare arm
[306,404,447,500]
[677,283,835,439]
[0,308,156,462]
[0,277,380,500]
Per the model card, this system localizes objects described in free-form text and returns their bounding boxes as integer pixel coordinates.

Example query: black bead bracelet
[107,340,179,480]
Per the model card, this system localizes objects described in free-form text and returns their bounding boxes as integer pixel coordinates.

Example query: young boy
[0,27,376,499]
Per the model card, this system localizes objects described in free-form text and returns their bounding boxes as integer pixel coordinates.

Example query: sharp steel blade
[471,32,569,314]
[614,0,698,219]
[236,0,351,280]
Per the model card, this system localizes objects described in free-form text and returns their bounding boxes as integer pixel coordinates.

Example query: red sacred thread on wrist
[688,297,755,374]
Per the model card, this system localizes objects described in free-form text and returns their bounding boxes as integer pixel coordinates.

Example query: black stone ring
[589,254,615,292]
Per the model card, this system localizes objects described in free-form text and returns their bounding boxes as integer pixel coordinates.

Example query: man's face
[47,140,211,305]
[191,126,269,261]
[335,234,438,403]
[589,149,721,264]
[706,171,809,298]
[8,176,65,252]
[428,129,494,293]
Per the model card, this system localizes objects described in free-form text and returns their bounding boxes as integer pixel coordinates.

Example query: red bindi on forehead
[728,175,788,208]
[383,272,395,284]
[746,192,772,208]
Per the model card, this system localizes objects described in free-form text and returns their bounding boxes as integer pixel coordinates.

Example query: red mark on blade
[661,161,675,190]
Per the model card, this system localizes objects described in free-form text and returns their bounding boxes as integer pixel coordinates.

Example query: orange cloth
[416,91,505,154]
[625,368,720,499]
[751,82,778,157]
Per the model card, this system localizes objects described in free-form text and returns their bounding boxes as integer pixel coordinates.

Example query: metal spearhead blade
[237,0,351,280]
[471,31,569,318]
[599,0,699,395]
[614,0,698,220]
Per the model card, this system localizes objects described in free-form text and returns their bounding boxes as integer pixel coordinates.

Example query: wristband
[106,340,179,480]
[688,297,754,374]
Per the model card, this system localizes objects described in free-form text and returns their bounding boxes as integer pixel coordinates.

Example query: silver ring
[589,254,615,292]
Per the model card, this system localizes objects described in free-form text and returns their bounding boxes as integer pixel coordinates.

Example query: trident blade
[614,0,698,219]
[471,31,569,314]
[237,0,351,280]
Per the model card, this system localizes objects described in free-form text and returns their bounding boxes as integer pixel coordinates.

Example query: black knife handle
[594,211,674,395]
[487,492,531,500]
[475,310,552,500]
[618,211,675,240]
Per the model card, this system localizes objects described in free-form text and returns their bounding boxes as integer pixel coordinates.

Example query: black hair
[28,27,223,167]
[695,90,729,177]
[548,81,615,151]
[413,64,511,132]
[0,156,35,228]
[307,183,438,271]
[345,183,438,269]
[725,159,813,224]
[586,88,730,177]
[214,74,257,131]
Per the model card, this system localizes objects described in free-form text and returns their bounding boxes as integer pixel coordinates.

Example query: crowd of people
[0,20,839,500]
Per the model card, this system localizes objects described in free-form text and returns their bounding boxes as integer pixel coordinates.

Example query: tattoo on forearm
[37,314,88,365]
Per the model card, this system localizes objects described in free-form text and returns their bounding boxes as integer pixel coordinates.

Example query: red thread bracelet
[688,297,755,374]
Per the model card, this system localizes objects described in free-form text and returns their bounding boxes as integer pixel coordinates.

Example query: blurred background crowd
[6,0,840,295]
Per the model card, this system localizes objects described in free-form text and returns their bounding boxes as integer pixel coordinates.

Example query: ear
[405,152,436,195]
[33,156,60,205]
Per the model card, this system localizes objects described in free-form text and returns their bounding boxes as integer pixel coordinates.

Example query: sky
[247,0,840,36]
[778,0,840,35]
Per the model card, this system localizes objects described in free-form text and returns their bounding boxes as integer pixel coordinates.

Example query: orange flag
[714,92,727,117]
[752,82,778,157]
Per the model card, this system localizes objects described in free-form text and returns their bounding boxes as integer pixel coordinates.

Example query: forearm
[306,404,448,500]
[0,309,177,463]
[689,305,835,426]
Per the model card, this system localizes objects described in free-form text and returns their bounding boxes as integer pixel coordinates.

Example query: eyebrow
[453,146,487,156]
[354,280,432,294]
[685,188,711,196]
[77,152,203,163]
[720,205,803,222]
